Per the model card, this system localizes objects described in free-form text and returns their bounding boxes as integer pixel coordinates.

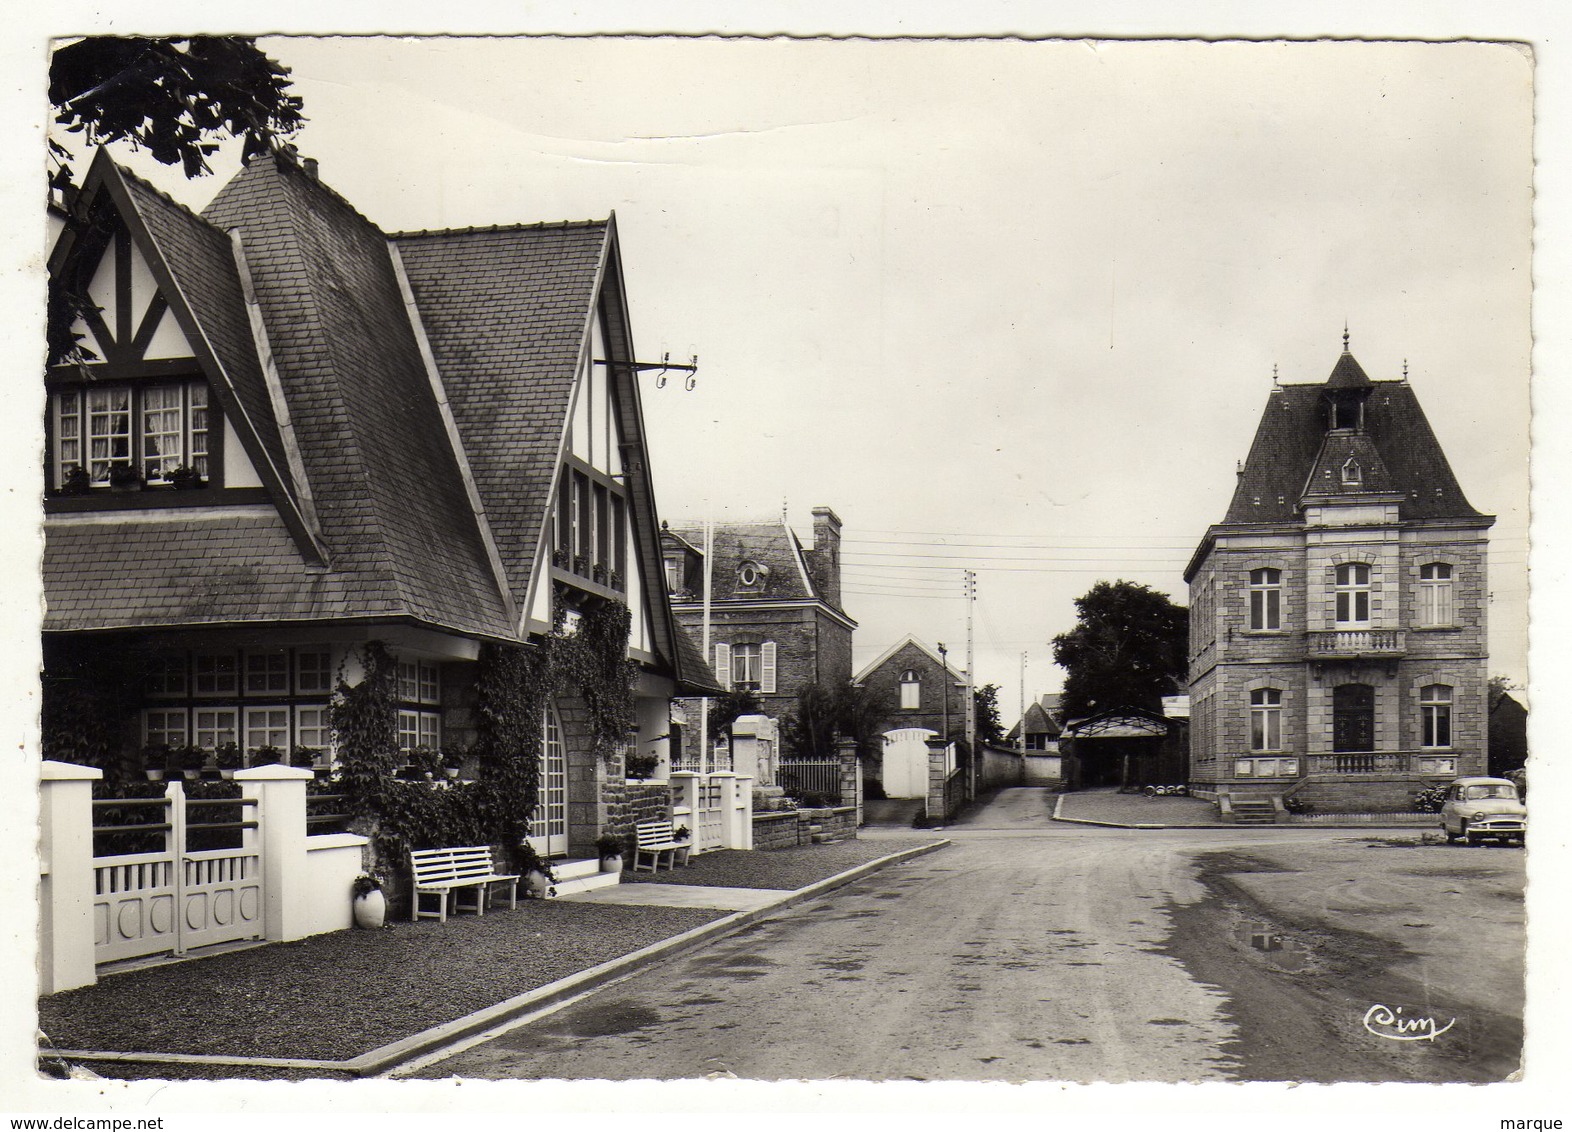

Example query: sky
[77,35,1532,722]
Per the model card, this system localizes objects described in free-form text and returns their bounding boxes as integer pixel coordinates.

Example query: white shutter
[715,643,732,690]
[760,641,777,694]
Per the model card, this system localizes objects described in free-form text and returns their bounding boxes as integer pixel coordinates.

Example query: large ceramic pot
[600,853,623,876]
[353,888,387,929]
[524,869,554,899]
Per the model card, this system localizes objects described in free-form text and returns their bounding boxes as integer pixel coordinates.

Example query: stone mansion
[1184,340,1493,812]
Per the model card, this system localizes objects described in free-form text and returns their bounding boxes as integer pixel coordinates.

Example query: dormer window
[738,560,767,588]
[49,379,213,492]
[1341,457,1362,486]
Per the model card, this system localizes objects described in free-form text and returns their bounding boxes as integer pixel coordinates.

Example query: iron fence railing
[777,758,842,803]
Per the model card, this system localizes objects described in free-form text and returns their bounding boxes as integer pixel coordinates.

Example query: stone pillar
[39,761,103,994]
[837,738,862,827]
[926,738,950,823]
[236,765,314,942]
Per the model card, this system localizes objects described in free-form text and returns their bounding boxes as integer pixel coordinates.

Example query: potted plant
[518,843,557,898]
[168,464,205,490]
[441,747,466,780]
[60,465,91,496]
[107,463,143,493]
[624,753,660,780]
[594,833,626,876]
[214,741,243,778]
[249,744,287,767]
[351,874,386,929]
[141,743,170,782]
[178,744,209,780]
[592,562,608,585]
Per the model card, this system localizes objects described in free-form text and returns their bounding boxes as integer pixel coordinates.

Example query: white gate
[695,777,726,852]
[881,727,937,798]
[93,783,263,964]
[528,703,569,857]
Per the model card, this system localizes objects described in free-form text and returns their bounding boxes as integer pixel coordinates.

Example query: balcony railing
[1306,628,1405,657]
[1304,751,1458,776]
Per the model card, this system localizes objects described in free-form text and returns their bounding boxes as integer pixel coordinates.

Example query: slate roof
[668,519,818,603]
[393,222,609,612]
[1006,699,1063,742]
[44,151,707,688]
[671,621,724,695]
[45,510,358,630]
[1220,350,1487,527]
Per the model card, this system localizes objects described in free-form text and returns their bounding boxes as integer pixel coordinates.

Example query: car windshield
[1461,784,1517,801]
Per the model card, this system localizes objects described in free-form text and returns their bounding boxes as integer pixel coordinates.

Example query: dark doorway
[1332,683,1375,752]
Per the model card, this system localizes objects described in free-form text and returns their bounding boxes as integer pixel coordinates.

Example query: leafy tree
[50,36,305,188]
[781,681,894,760]
[706,686,761,760]
[1051,580,1188,719]
[973,683,1004,744]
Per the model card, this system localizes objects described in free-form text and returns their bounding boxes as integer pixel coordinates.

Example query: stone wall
[750,805,859,849]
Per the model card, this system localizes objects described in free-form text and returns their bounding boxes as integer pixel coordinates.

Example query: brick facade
[857,638,970,744]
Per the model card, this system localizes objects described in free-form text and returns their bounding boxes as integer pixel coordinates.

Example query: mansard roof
[667,518,820,603]
[1220,349,1487,527]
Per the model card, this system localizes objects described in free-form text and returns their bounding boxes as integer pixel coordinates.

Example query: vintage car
[1439,776,1526,846]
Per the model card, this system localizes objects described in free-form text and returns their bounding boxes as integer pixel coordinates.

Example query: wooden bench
[409,846,520,922]
[633,820,691,873]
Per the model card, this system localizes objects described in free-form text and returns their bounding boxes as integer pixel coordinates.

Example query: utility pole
[699,512,713,774]
[964,569,977,800]
[937,641,949,747]
[1019,650,1028,752]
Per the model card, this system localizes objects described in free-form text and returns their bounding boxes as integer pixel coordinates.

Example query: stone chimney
[810,506,843,609]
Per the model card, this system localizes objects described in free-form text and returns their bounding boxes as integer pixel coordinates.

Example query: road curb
[51,839,951,1078]
[1050,815,1440,831]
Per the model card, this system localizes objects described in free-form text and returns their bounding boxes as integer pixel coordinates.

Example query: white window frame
[245,651,290,695]
[733,643,761,687]
[1334,562,1372,627]
[243,705,291,758]
[398,709,442,753]
[193,707,238,752]
[714,643,732,691]
[1248,568,1282,631]
[145,654,188,697]
[294,704,331,758]
[193,652,239,696]
[1250,688,1283,752]
[85,385,132,484]
[397,659,441,705]
[1421,684,1453,749]
[900,669,921,710]
[53,381,214,488]
[1419,562,1454,627]
[296,650,333,695]
[144,707,188,748]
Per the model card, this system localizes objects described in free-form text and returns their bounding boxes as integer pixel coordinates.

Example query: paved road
[409,788,1353,1082]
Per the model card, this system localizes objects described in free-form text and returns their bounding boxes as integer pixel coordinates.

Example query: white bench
[633,820,691,873]
[409,846,520,922]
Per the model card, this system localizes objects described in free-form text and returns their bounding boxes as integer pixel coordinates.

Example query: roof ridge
[390,218,609,239]
[111,160,218,230]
